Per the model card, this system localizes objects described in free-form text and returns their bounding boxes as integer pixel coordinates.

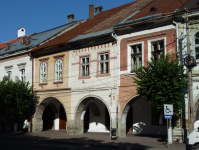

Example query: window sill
[53,81,63,84]
[125,73,136,76]
[78,76,91,79]
[39,83,47,85]
[96,73,111,77]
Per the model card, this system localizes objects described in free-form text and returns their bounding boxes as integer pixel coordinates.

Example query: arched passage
[32,97,67,132]
[119,96,167,137]
[74,96,111,135]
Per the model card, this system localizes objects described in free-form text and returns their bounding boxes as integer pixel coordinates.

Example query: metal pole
[185,10,194,132]
[167,118,169,148]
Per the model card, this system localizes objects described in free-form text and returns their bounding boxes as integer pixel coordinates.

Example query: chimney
[89,4,94,19]
[18,27,25,37]
[67,14,74,24]
[95,6,103,16]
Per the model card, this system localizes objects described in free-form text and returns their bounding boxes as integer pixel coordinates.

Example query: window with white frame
[81,57,89,77]
[151,40,164,59]
[20,69,25,81]
[194,32,199,59]
[7,71,12,78]
[55,59,63,81]
[40,62,47,83]
[99,53,109,74]
[131,44,142,71]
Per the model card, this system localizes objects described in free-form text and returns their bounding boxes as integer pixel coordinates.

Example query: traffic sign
[165,115,172,119]
[164,104,173,115]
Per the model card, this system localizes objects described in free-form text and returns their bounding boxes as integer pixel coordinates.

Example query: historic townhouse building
[113,0,190,141]
[30,0,153,135]
[0,20,79,131]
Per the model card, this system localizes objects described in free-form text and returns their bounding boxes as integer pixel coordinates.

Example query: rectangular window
[81,57,89,77]
[20,69,25,81]
[152,107,166,125]
[151,40,164,59]
[7,71,11,77]
[131,44,142,71]
[99,53,109,74]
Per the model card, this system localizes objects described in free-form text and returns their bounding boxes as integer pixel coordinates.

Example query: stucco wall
[0,54,32,84]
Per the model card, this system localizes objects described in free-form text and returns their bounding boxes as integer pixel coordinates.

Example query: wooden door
[59,105,67,130]
[84,107,89,131]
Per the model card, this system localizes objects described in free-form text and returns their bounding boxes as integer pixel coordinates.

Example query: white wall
[0,55,32,84]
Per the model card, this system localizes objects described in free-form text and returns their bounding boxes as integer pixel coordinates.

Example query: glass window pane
[159,42,164,50]
[132,46,136,54]
[82,66,85,76]
[86,65,89,76]
[86,57,89,63]
[105,62,108,73]
[138,55,142,68]
[196,47,199,59]
[105,54,109,60]
[132,57,136,71]
[195,32,199,44]
[100,63,103,74]
[82,58,85,64]
[152,43,157,52]
[100,55,104,61]
[137,45,142,53]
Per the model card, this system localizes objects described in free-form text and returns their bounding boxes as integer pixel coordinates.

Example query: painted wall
[0,54,32,84]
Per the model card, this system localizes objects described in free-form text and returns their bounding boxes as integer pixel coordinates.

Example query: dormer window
[150,7,157,13]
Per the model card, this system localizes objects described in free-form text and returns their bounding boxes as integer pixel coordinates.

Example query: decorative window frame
[148,37,166,61]
[127,42,144,73]
[78,54,91,80]
[193,31,199,61]
[17,62,26,81]
[96,50,111,77]
[39,57,49,85]
[4,65,13,78]
[53,54,65,84]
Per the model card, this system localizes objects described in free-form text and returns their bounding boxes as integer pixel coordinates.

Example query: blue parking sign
[165,115,172,119]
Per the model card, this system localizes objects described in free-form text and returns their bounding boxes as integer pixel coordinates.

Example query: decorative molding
[78,76,91,80]
[53,81,63,84]
[53,54,65,58]
[35,88,71,92]
[4,65,13,68]
[17,62,27,66]
[127,32,167,42]
[72,62,79,65]
[39,57,49,61]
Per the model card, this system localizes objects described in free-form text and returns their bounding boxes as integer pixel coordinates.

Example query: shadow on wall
[133,122,146,134]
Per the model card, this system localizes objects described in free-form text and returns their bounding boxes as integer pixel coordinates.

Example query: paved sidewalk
[0,130,186,150]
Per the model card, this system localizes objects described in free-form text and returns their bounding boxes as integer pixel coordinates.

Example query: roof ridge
[82,1,136,35]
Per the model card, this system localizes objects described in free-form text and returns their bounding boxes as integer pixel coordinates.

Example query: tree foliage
[132,54,187,115]
[0,76,34,117]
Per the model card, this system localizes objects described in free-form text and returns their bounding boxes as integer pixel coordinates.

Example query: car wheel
[194,144,199,150]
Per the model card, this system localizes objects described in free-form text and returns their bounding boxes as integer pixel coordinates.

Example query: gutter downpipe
[28,52,34,132]
[111,32,119,137]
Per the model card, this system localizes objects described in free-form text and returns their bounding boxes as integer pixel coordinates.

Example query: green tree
[0,76,35,131]
[132,54,187,115]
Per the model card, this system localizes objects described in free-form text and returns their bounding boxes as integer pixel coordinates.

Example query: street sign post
[164,104,173,149]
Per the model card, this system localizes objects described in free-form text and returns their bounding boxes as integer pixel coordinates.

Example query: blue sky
[1,0,134,43]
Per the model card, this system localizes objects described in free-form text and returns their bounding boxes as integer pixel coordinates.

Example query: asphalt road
[0,137,120,150]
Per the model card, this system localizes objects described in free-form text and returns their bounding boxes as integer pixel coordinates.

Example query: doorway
[84,107,89,132]
[59,105,67,130]
[42,105,55,131]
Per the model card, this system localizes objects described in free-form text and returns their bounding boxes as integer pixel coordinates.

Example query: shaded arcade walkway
[0,130,185,150]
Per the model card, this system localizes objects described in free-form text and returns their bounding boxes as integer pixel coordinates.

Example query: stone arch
[119,95,141,137]
[32,97,67,132]
[73,95,111,135]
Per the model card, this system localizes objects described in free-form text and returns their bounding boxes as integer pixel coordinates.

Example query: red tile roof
[126,0,188,22]
[31,1,136,52]
[83,0,154,35]
[0,37,22,50]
